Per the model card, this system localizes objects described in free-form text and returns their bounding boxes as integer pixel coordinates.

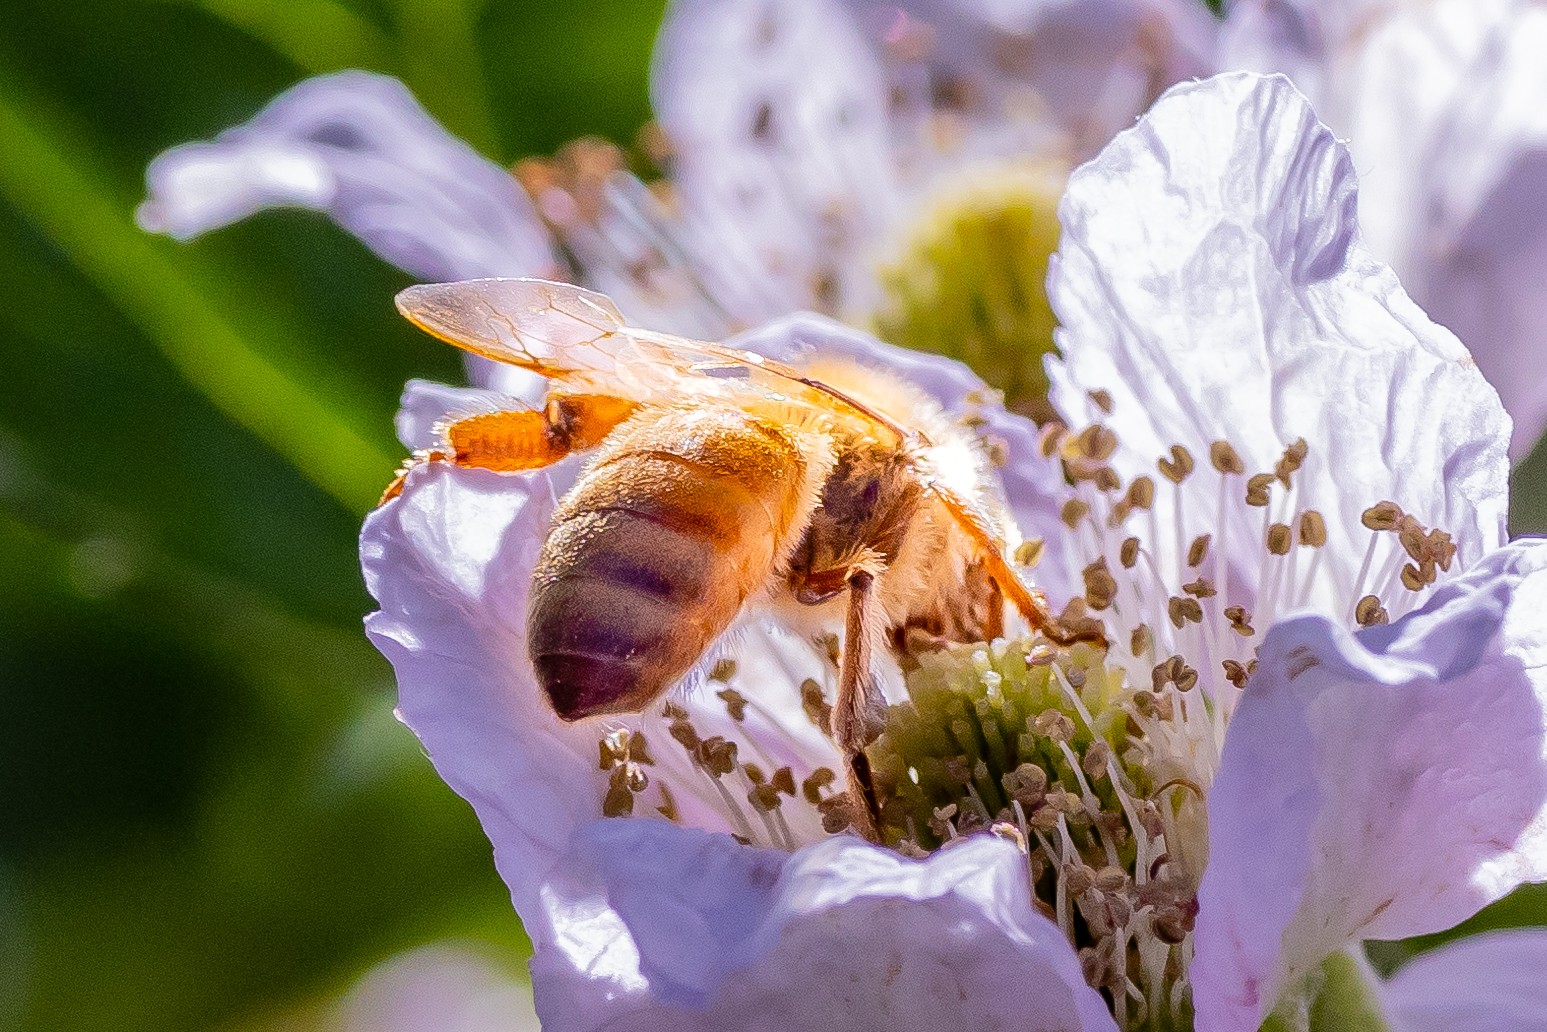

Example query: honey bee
[386,278,1094,837]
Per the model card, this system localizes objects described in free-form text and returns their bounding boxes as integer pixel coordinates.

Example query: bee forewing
[394,278,909,437]
[394,277,687,399]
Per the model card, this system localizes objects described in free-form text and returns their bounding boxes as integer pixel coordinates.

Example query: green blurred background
[0,1,660,1028]
[1,1,1545,1030]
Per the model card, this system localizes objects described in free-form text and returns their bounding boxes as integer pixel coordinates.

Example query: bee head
[788,444,921,605]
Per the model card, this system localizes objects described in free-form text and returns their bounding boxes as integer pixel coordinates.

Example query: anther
[1095,865,1129,893]
[1002,763,1048,806]
[1084,558,1119,611]
[1167,596,1203,628]
[802,767,837,804]
[1209,441,1245,475]
[1120,536,1141,569]
[1038,422,1068,459]
[1266,523,1292,556]
[716,687,748,721]
[1400,562,1434,591]
[1223,605,1254,636]
[1187,534,1211,567]
[1221,659,1250,689]
[1088,389,1115,414]
[1127,476,1155,510]
[1362,501,1404,531]
[1073,424,1119,462]
[1158,445,1195,484]
[1245,473,1274,507]
[1064,862,1097,895]
[1083,740,1112,780]
[1298,510,1327,547]
[603,765,636,817]
[696,736,738,776]
[1355,594,1389,627]
[748,782,782,812]
[1062,498,1091,529]
[1275,438,1308,487]
[1183,578,1216,599]
[1034,709,1076,742]
[801,678,833,729]
[1130,624,1152,656]
[1015,538,1045,567]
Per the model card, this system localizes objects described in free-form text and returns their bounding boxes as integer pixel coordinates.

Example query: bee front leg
[832,569,888,842]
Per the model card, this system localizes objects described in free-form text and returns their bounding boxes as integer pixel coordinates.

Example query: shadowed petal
[532,821,1116,1031]
[1193,539,1547,1031]
[140,70,556,283]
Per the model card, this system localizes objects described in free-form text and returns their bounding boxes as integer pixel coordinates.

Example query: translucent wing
[396,278,905,440]
[396,277,684,399]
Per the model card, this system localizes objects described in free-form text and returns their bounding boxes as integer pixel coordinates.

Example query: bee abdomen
[529,408,810,720]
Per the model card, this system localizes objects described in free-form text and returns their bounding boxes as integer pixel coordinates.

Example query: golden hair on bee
[383,277,1098,839]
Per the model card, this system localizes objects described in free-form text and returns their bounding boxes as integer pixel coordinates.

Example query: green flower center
[869,163,1066,422]
[868,635,1202,1031]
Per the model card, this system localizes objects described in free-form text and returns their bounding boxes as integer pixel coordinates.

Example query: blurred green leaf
[0,75,397,513]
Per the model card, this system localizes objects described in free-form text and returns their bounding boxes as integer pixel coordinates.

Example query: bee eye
[860,477,881,510]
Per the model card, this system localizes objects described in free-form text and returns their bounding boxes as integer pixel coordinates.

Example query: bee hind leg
[832,569,889,843]
[376,394,638,507]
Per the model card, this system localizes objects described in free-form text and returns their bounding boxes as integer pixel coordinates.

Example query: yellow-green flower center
[868,635,1201,1031]
[869,163,1066,421]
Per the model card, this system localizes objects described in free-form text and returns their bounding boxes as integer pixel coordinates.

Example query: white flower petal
[533,820,1116,1031]
[140,71,556,283]
[1193,539,1547,1032]
[731,312,1076,594]
[1047,72,1510,615]
[1224,0,1547,459]
[1381,930,1547,1032]
[651,0,898,321]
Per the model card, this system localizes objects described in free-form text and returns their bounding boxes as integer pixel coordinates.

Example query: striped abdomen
[529,406,813,719]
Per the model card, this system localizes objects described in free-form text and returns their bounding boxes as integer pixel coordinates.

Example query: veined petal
[1380,930,1547,1032]
[1225,0,1547,459]
[1193,539,1547,1032]
[1047,72,1509,616]
[651,0,898,321]
[533,821,1116,1031]
[139,71,557,283]
[1354,0,1547,461]
[731,313,1076,595]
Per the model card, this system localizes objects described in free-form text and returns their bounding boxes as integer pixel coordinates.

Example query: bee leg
[377,394,638,506]
[832,569,888,842]
[380,449,449,503]
[927,481,1108,648]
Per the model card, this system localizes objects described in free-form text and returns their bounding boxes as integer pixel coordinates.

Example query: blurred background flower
[4,1,1547,1030]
